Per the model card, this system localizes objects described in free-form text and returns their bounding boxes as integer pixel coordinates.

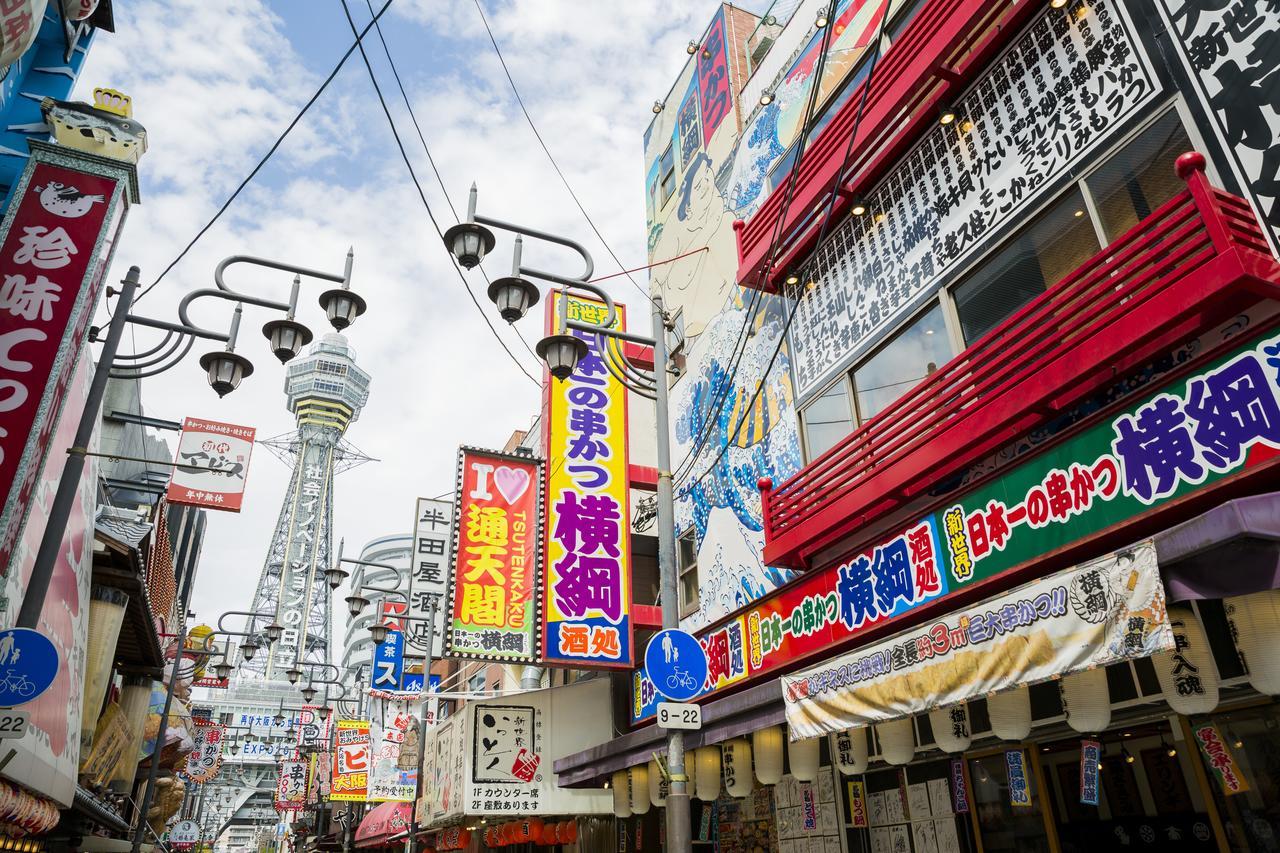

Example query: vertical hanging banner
[408,498,452,655]
[1194,724,1250,796]
[367,691,419,803]
[183,717,224,783]
[444,447,544,663]
[848,781,868,828]
[275,759,309,811]
[0,148,135,578]
[1006,750,1031,808]
[165,417,256,511]
[372,629,404,691]
[1079,740,1101,806]
[950,759,969,814]
[541,294,634,668]
[330,720,370,802]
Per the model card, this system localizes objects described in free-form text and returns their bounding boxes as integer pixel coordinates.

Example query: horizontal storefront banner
[631,327,1280,723]
[782,540,1172,739]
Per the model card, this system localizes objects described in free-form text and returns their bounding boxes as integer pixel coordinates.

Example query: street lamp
[214,660,235,681]
[300,683,317,703]
[263,623,284,644]
[325,564,349,591]
[240,638,260,662]
[284,667,303,685]
[450,184,692,853]
[368,623,389,646]
[345,594,370,618]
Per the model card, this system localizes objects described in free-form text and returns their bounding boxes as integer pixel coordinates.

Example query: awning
[354,802,411,849]
[1157,492,1280,601]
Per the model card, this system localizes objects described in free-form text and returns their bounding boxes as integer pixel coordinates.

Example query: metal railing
[761,154,1280,568]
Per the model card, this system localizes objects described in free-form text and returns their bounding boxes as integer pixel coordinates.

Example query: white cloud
[71,0,717,631]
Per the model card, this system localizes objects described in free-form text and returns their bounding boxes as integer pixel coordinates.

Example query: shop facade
[561,0,1280,851]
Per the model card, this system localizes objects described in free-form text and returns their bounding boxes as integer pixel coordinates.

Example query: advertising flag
[166,417,256,511]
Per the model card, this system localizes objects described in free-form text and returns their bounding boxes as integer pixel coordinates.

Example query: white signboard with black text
[788,0,1158,396]
[408,498,451,656]
[1152,0,1280,258]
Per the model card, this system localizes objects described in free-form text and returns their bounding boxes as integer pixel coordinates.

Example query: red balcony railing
[760,153,1280,569]
[735,0,1032,290]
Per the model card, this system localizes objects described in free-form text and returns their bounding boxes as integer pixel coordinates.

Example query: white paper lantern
[648,758,667,807]
[722,738,753,798]
[929,704,972,753]
[683,748,697,792]
[830,729,869,775]
[1152,604,1220,714]
[612,769,631,818]
[753,726,784,785]
[987,686,1032,741]
[876,717,915,766]
[695,747,720,802]
[1227,590,1280,695]
[788,732,820,782]
[1061,668,1111,733]
[629,763,651,814]
[61,0,98,21]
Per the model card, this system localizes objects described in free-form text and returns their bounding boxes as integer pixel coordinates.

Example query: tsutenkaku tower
[241,333,372,679]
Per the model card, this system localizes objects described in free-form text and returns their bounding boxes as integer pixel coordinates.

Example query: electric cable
[338,0,540,386]
[681,1,894,492]
[357,0,540,364]
[470,0,658,309]
[671,0,839,483]
[134,0,399,304]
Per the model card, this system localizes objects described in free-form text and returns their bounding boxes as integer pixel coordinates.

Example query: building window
[678,529,699,616]
[801,376,854,460]
[467,672,485,694]
[659,144,677,207]
[1085,109,1194,243]
[851,302,952,423]
[952,189,1101,345]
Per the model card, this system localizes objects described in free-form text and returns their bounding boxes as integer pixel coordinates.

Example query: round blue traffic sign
[644,629,708,702]
[0,628,58,707]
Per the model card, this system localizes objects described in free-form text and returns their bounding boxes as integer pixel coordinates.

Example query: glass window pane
[1086,110,1193,242]
[852,303,951,422]
[953,189,1101,345]
[678,532,697,570]
[803,379,853,459]
[968,751,1050,853]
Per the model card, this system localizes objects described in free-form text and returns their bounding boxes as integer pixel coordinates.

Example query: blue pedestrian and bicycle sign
[644,629,708,702]
[0,629,58,707]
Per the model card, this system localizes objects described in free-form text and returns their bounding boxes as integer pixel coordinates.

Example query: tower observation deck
[240,333,371,680]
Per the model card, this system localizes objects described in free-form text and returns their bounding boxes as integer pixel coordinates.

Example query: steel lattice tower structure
[241,333,372,679]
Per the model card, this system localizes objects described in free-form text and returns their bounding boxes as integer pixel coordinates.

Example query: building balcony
[760,154,1280,569]
[734,0,1036,290]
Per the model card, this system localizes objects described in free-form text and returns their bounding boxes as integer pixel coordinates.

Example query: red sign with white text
[166,416,256,511]
[0,160,122,576]
[444,447,544,663]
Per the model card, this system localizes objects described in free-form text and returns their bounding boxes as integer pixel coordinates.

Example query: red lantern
[458,829,472,849]
[563,822,578,844]
[537,824,555,846]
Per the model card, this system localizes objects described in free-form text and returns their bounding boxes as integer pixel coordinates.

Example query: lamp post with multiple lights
[20,252,368,635]
[443,185,691,853]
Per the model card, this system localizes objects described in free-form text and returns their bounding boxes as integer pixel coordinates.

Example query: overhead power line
[683,1,894,492]
[357,0,541,364]
[134,0,399,305]
[672,0,840,484]
[337,0,540,386]
[470,0,657,309]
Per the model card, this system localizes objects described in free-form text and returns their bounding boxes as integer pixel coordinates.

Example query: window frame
[792,96,1213,451]
[677,528,700,618]
[658,144,677,208]
[799,371,855,462]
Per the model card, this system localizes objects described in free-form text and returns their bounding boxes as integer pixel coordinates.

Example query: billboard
[444,447,544,663]
[165,417,256,511]
[633,328,1280,722]
[541,294,633,668]
[367,692,419,803]
[408,498,452,655]
[331,719,370,802]
[0,154,129,579]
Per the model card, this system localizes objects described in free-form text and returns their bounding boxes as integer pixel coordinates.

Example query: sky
[70,0,728,627]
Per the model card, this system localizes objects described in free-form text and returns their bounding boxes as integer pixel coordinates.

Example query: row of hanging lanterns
[611,726,824,815]
[606,592,1278,802]
[478,819,576,848]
